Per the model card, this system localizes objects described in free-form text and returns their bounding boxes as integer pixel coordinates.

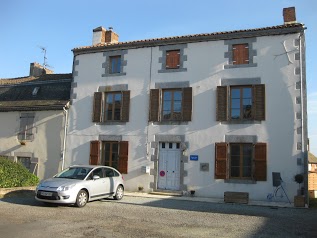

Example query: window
[232,44,249,65]
[216,84,265,122]
[166,50,180,69]
[18,113,35,141]
[224,38,257,69]
[89,141,129,174]
[215,143,267,181]
[105,93,122,121]
[92,91,130,123]
[109,55,121,74]
[230,86,252,120]
[17,157,31,171]
[230,144,252,179]
[162,89,182,120]
[149,87,192,122]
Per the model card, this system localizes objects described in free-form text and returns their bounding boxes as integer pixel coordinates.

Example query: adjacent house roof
[309,152,317,164]
[0,73,72,112]
[72,23,305,55]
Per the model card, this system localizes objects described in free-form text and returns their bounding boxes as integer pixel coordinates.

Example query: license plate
[40,191,53,196]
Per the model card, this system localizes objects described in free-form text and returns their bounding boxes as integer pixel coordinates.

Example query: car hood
[39,178,79,188]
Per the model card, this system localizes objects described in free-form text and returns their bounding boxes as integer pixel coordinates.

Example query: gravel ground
[0,193,316,238]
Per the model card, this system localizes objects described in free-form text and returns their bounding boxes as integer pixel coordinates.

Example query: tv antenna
[38,46,53,69]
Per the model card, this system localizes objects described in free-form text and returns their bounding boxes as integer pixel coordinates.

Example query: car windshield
[55,167,93,180]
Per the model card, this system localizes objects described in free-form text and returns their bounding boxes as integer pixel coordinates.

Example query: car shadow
[0,190,70,208]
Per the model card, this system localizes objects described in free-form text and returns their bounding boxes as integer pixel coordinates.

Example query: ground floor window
[230,143,252,179]
[17,157,31,171]
[103,142,119,169]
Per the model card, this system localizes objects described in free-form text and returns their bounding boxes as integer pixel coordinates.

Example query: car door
[104,168,116,194]
[88,168,108,199]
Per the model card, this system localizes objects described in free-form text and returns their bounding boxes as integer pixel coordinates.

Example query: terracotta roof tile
[73,23,305,53]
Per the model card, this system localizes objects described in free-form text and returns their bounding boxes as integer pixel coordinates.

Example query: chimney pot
[283,7,296,24]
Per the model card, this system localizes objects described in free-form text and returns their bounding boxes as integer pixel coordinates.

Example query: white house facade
[66,7,308,203]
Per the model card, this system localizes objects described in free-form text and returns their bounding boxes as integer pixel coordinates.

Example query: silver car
[35,165,124,207]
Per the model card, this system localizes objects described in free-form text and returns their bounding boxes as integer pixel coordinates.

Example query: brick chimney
[283,7,296,24]
[92,26,119,45]
[29,62,53,77]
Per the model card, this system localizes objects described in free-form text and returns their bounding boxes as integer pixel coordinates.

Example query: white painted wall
[0,111,65,179]
[67,32,305,202]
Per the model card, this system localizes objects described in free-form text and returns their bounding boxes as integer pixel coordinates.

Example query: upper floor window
[18,113,35,141]
[166,50,180,69]
[230,86,252,120]
[149,87,192,122]
[158,44,187,73]
[162,89,182,120]
[109,55,121,74]
[232,44,249,65]
[92,91,130,123]
[224,38,257,69]
[216,84,265,122]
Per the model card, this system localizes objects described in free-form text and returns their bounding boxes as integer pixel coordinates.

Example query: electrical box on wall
[141,166,150,174]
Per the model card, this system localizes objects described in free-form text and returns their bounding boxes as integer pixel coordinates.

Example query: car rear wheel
[113,185,124,200]
[75,189,88,207]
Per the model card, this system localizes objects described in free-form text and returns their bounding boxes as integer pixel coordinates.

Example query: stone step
[150,190,183,197]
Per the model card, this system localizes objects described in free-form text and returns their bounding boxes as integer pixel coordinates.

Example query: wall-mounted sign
[160,171,165,177]
[190,155,199,161]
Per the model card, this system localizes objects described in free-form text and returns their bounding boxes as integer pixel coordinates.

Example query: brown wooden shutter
[253,84,265,121]
[149,89,160,122]
[118,141,129,174]
[215,143,228,179]
[89,141,100,165]
[166,50,180,69]
[233,44,249,65]
[121,91,130,121]
[182,87,192,121]
[254,143,267,181]
[216,86,228,121]
[92,92,102,122]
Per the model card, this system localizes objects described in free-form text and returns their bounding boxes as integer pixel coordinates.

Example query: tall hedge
[0,157,39,188]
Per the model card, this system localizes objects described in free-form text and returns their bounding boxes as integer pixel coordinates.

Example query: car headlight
[57,184,76,191]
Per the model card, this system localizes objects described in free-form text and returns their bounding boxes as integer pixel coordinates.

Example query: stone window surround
[221,77,262,125]
[153,81,190,125]
[158,44,187,73]
[96,84,129,125]
[224,135,258,184]
[224,38,257,69]
[102,50,127,77]
[149,134,188,191]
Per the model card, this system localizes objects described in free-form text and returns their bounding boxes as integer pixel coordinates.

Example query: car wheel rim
[79,192,87,206]
[117,187,123,199]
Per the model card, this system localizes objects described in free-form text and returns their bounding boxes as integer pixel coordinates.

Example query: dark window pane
[163,111,171,119]
[176,143,180,149]
[231,145,240,156]
[231,156,240,166]
[243,167,252,177]
[162,143,165,149]
[169,143,173,149]
[231,167,239,177]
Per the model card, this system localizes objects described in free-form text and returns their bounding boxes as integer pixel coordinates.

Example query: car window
[104,168,115,177]
[92,168,104,178]
[55,167,92,180]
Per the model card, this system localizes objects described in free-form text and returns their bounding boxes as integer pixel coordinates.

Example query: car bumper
[35,190,77,204]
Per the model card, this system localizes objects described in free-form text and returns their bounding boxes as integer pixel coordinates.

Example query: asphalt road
[0,194,316,238]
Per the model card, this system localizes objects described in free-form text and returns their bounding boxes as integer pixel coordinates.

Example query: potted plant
[294,174,305,207]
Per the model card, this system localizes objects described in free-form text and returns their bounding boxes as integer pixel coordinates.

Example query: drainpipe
[299,31,308,206]
[61,103,69,171]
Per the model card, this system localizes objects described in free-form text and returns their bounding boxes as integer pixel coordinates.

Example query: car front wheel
[113,185,124,200]
[75,189,88,207]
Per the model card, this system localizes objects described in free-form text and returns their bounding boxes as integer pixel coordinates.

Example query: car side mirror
[93,175,100,180]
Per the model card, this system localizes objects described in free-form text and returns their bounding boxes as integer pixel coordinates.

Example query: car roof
[69,165,119,170]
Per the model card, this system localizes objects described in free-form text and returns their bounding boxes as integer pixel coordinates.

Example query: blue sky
[1,0,316,155]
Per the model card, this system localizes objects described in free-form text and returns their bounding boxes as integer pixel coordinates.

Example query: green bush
[0,156,39,188]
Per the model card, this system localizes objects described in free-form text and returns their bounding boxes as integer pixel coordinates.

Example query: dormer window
[32,87,40,96]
